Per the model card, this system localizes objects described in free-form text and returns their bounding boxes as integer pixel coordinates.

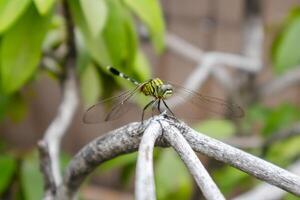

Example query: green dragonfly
[83,66,244,124]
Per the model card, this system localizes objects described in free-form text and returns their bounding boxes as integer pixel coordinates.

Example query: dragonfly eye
[161,84,173,98]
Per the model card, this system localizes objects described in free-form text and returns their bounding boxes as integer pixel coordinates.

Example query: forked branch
[56,115,300,199]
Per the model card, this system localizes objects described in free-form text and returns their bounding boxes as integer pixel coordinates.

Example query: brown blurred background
[1,0,300,164]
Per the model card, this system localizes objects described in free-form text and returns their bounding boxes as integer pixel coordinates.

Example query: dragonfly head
[160,84,173,99]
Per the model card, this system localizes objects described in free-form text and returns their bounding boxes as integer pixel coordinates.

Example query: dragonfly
[83,66,244,124]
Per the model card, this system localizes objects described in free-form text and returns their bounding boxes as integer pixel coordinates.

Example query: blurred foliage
[284,193,300,200]
[97,148,194,200]
[0,154,17,195]
[212,166,253,196]
[20,151,43,200]
[98,152,138,173]
[266,136,300,166]
[193,119,236,140]
[80,63,102,105]
[0,4,51,94]
[155,149,193,200]
[272,6,300,74]
[0,0,164,120]
[1,0,300,199]
[244,104,300,137]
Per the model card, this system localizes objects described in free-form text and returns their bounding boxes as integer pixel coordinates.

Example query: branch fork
[48,114,300,200]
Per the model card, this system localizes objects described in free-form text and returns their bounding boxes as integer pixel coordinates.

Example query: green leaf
[79,0,107,38]
[102,0,127,67]
[0,92,11,120]
[262,104,300,137]
[33,0,56,15]
[194,119,236,139]
[0,5,51,94]
[0,154,17,195]
[284,193,300,200]
[155,149,193,200]
[21,151,43,200]
[272,7,300,73]
[122,7,138,68]
[0,0,31,33]
[266,136,300,166]
[98,152,137,173]
[68,0,111,66]
[133,50,151,81]
[80,63,102,106]
[213,166,252,196]
[124,0,165,53]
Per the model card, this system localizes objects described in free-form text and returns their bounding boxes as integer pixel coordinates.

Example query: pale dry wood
[233,160,300,200]
[162,121,225,200]
[57,117,300,199]
[135,120,162,200]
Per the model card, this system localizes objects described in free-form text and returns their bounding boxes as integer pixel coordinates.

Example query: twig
[242,16,263,64]
[173,121,300,196]
[165,33,262,107]
[135,120,162,200]
[38,141,57,200]
[258,67,300,99]
[57,117,300,199]
[162,121,225,200]
[38,0,78,198]
[42,69,78,187]
[232,160,300,200]
[57,121,151,199]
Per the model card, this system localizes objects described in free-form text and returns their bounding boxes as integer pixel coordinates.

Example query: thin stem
[162,122,225,200]
[135,120,162,200]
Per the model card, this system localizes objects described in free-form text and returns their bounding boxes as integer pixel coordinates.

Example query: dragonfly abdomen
[107,66,140,85]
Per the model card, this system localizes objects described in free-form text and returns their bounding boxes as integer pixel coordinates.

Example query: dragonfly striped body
[108,66,173,100]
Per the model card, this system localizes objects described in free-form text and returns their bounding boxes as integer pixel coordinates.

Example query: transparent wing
[83,86,140,124]
[166,82,244,119]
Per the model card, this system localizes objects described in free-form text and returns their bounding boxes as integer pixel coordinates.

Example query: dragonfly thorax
[141,78,173,99]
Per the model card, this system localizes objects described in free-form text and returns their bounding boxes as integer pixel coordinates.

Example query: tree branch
[38,0,78,198]
[165,33,262,108]
[57,116,300,199]
[135,121,162,200]
[172,121,300,196]
[233,160,300,200]
[258,67,300,99]
[38,141,57,200]
[162,121,225,200]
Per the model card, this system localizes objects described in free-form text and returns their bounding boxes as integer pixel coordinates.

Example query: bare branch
[165,32,262,108]
[58,117,300,198]
[242,16,264,63]
[38,141,56,200]
[57,121,153,199]
[41,68,78,187]
[162,122,225,200]
[258,67,300,98]
[166,33,204,62]
[172,121,300,196]
[135,120,162,200]
[233,160,300,200]
[39,1,78,198]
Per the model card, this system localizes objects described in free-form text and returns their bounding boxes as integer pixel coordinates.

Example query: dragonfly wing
[166,82,244,119]
[83,87,140,124]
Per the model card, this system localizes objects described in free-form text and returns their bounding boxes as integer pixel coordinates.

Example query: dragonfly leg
[142,100,155,123]
[158,99,162,113]
[162,100,175,117]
